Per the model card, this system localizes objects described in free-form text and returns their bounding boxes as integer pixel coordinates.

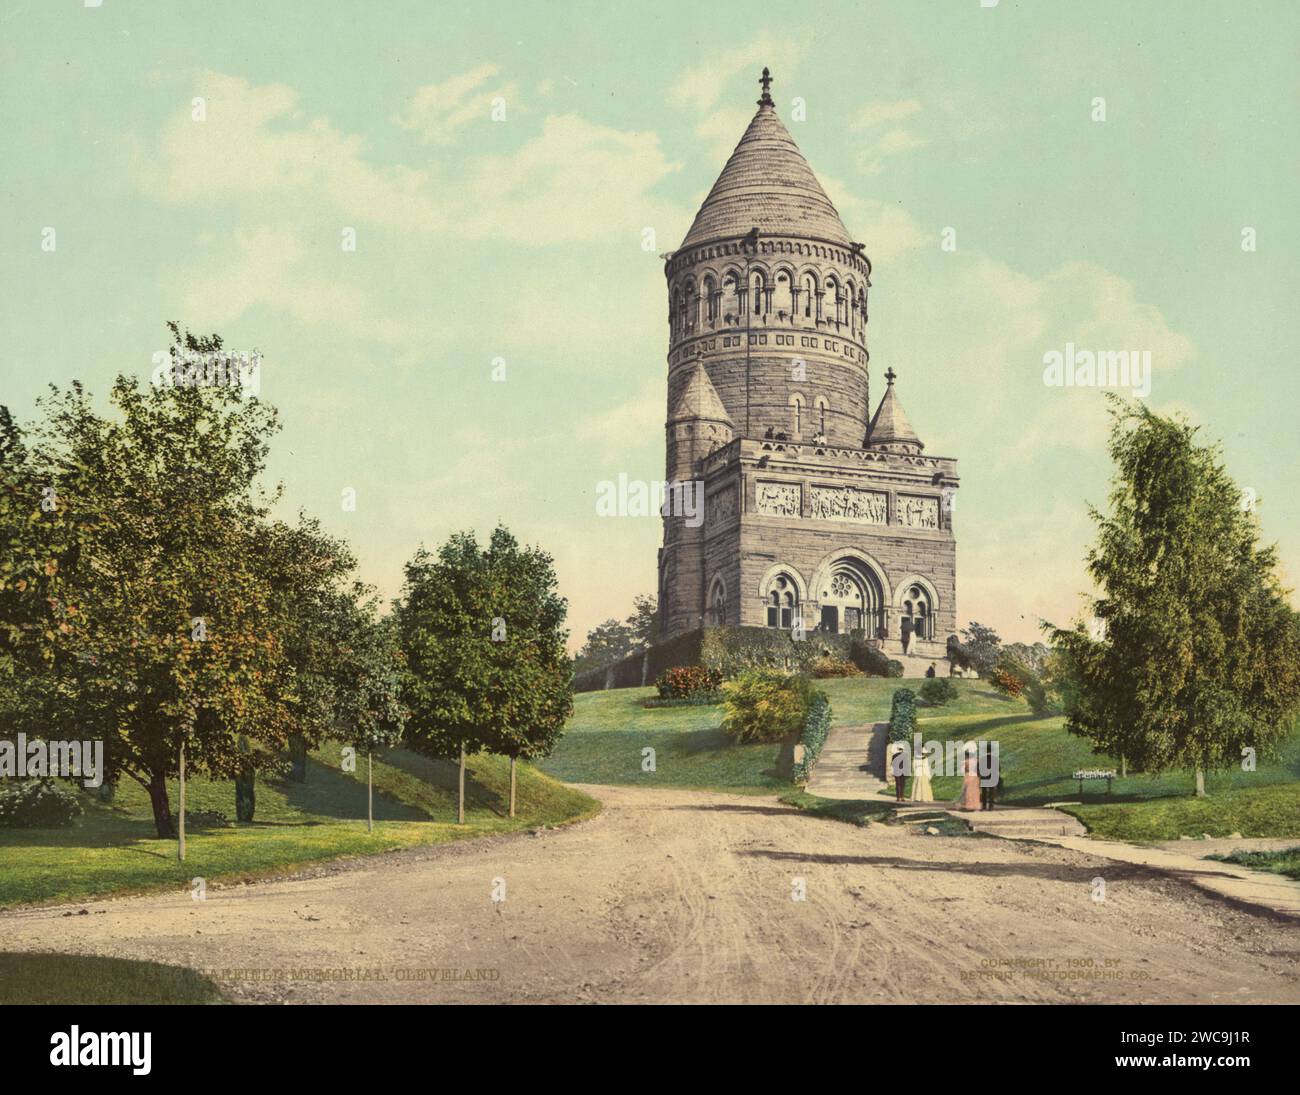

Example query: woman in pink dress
[958,745,981,811]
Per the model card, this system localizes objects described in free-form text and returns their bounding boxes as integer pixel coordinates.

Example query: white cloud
[818,172,927,264]
[690,105,753,162]
[670,31,813,159]
[576,378,665,449]
[848,98,929,175]
[134,72,684,248]
[127,71,692,351]
[670,31,810,115]
[452,114,684,246]
[136,73,444,234]
[395,64,518,145]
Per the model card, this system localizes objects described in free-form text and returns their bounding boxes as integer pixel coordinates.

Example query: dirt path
[3,785,1298,1004]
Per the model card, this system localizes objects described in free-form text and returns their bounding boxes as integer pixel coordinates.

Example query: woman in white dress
[909,749,934,802]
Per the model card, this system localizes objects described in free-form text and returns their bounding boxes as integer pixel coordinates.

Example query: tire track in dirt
[1,784,1296,1004]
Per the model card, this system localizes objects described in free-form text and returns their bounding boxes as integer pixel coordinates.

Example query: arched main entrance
[816,557,885,636]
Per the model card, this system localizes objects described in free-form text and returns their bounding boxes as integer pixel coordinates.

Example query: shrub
[887,688,918,743]
[810,656,862,679]
[919,677,959,706]
[791,692,833,783]
[991,648,1068,715]
[0,779,83,828]
[721,669,816,744]
[946,634,974,673]
[993,660,1024,697]
[655,664,723,699]
[847,640,904,678]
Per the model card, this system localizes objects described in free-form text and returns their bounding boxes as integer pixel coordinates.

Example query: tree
[1002,641,1050,674]
[628,593,658,648]
[4,343,283,837]
[1053,398,1300,795]
[0,406,87,739]
[396,527,572,821]
[958,622,1002,676]
[573,593,657,674]
[333,605,408,831]
[573,617,637,675]
[2,325,432,841]
[249,515,360,786]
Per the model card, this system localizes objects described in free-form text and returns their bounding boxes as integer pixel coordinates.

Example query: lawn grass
[778,788,897,827]
[0,952,225,1004]
[1206,845,1300,882]
[539,684,788,791]
[553,678,1300,839]
[542,676,1019,793]
[1061,783,1300,842]
[0,747,598,910]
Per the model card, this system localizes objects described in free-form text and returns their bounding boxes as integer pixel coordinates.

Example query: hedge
[791,692,833,784]
[574,628,708,692]
[919,677,958,706]
[888,687,918,743]
[575,625,913,693]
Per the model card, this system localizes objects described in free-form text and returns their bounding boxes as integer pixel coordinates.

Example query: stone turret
[867,368,924,455]
[666,362,733,482]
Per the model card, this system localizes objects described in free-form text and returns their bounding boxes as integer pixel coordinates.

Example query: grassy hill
[0,745,598,910]
[547,678,1300,840]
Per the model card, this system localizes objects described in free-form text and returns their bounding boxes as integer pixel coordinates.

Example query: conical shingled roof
[670,363,733,424]
[868,369,922,451]
[680,101,852,249]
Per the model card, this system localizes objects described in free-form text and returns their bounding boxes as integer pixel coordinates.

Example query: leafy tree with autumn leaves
[3,345,284,835]
[0,327,408,836]
[3,325,568,840]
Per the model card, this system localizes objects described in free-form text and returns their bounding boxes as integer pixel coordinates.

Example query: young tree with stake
[396,527,571,821]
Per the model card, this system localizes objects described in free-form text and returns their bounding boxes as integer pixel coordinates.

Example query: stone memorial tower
[657,69,959,670]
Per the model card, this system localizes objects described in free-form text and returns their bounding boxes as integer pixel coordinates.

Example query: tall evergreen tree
[1054,398,1300,794]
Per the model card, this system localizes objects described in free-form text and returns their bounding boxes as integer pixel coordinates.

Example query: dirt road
[3,785,1297,1003]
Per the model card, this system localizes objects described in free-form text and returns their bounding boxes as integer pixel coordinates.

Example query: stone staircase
[893,801,1087,839]
[957,806,1088,840]
[804,722,889,800]
[890,653,950,678]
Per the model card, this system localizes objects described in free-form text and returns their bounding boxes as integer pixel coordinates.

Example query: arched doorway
[817,559,885,636]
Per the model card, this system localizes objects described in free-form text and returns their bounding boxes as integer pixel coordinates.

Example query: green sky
[2,0,1297,647]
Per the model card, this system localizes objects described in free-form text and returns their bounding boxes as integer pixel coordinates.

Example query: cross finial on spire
[758,67,773,107]
[884,367,897,386]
